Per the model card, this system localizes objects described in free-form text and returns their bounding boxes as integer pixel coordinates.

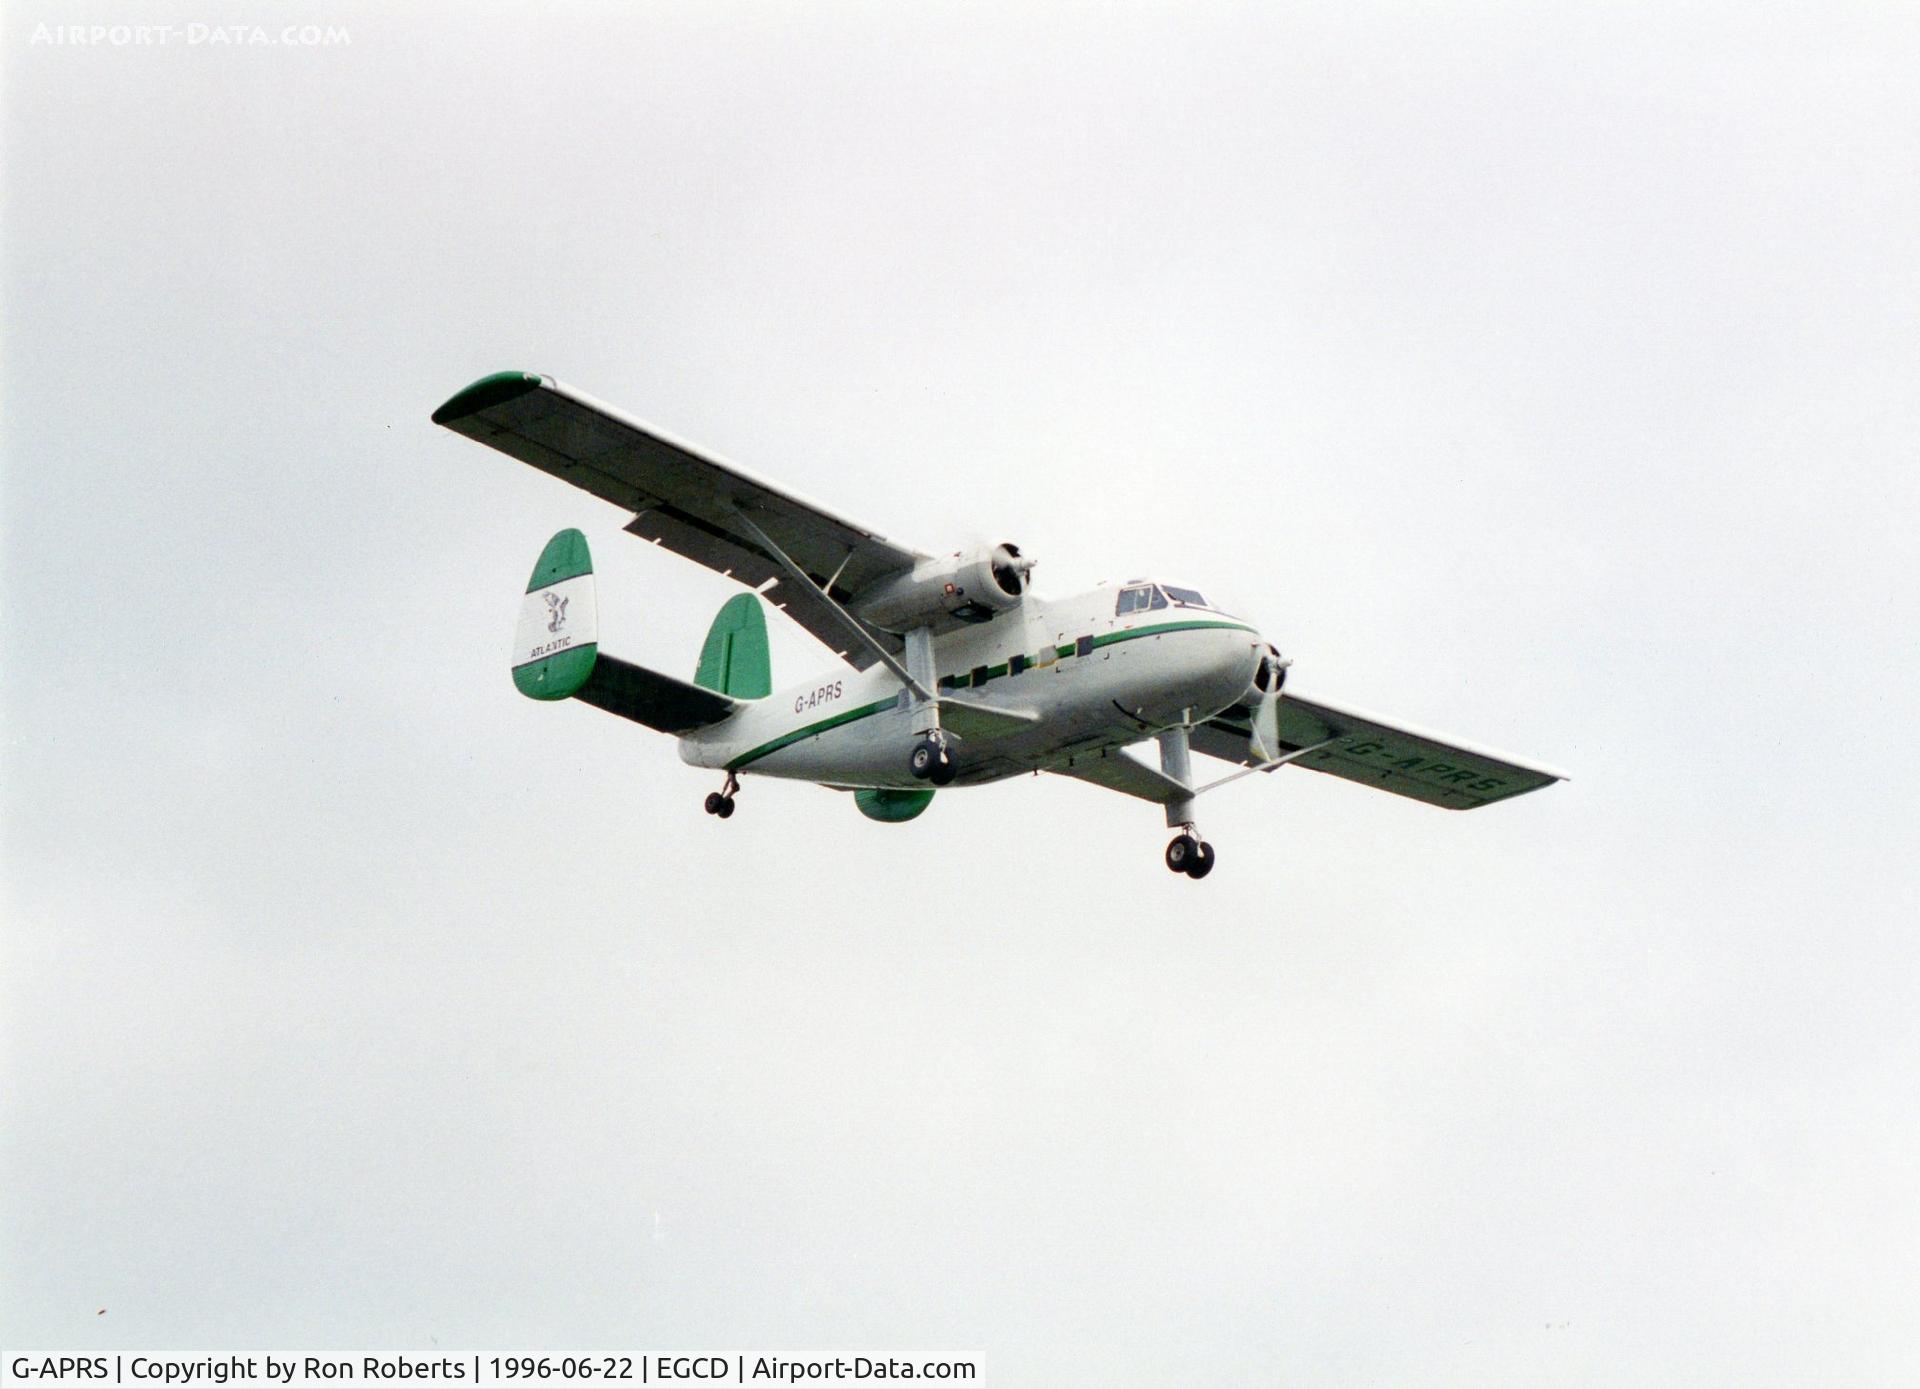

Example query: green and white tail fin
[514,528,599,699]
[510,529,740,734]
[693,592,772,698]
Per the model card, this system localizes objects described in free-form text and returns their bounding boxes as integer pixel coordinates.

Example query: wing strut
[726,505,935,702]
[1190,736,1342,796]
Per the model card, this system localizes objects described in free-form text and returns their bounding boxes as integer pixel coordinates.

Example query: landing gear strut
[908,735,956,787]
[1165,829,1216,879]
[703,773,739,819]
[1155,722,1213,878]
[900,624,956,786]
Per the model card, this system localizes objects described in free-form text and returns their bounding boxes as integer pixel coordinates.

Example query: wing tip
[431,370,545,426]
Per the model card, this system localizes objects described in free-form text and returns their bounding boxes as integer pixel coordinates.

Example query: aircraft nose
[1124,622,1268,726]
[1200,626,1264,705]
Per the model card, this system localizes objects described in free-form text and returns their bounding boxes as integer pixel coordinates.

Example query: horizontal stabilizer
[575,654,739,735]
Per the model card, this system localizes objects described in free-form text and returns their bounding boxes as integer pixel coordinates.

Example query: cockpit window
[1115,584,1168,616]
[1163,586,1209,609]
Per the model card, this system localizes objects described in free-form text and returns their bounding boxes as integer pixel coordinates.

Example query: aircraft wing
[1192,690,1565,810]
[1049,745,1189,805]
[433,371,928,669]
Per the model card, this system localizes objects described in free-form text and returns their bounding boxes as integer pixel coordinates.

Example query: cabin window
[970,664,990,686]
[1009,653,1029,675]
[1075,635,1095,657]
[1115,585,1167,615]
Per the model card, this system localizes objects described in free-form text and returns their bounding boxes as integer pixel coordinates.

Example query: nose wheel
[908,736,957,787]
[703,773,739,819]
[1165,831,1216,879]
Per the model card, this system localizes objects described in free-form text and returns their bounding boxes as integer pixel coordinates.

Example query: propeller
[1247,644,1289,764]
[989,542,1035,598]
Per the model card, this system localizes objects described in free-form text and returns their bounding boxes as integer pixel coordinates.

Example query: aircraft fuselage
[679,585,1265,788]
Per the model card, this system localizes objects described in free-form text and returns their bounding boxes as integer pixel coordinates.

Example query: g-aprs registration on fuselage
[435,371,1564,878]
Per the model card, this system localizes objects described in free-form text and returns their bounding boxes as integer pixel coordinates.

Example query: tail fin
[693,593,772,698]
[513,528,598,699]
[511,529,738,734]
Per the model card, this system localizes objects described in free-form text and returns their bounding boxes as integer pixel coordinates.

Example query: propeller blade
[1246,646,1289,763]
[1250,688,1281,764]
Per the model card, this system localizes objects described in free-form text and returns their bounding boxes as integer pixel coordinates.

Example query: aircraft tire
[908,740,937,780]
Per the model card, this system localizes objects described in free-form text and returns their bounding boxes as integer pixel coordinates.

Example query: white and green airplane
[436,371,1564,878]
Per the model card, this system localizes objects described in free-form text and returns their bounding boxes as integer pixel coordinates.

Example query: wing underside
[435,372,926,669]
[1050,745,1188,804]
[1194,690,1565,809]
[574,654,738,735]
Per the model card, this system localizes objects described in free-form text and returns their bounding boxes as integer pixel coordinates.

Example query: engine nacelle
[1240,642,1290,763]
[852,542,1034,632]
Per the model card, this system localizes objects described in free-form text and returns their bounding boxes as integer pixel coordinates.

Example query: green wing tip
[432,370,544,425]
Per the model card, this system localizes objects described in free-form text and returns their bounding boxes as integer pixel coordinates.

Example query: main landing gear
[908,735,957,787]
[1165,829,1216,879]
[703,773,739,819]
[1154,723,1213,879]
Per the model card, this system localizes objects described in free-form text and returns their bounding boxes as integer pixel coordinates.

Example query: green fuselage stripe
[1091,617,1254,648]
[726,697,901,771]
[723,617,1257,772]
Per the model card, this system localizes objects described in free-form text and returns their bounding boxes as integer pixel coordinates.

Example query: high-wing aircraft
[435,371,1564,878]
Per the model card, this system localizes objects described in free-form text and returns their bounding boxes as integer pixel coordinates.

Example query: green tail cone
[513,528,599,700]
[694,593,772,698]
[854,788,935,823]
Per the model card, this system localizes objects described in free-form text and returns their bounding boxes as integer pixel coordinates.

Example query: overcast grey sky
[4,2,1917,1383]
